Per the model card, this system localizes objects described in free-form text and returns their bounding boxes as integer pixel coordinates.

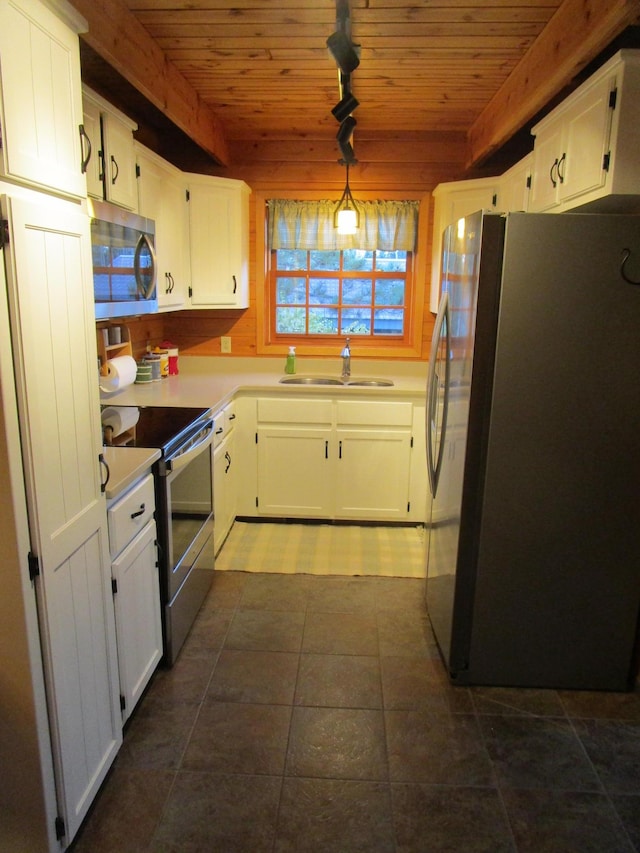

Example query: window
[260,197,425,356]
[273,247,412,337]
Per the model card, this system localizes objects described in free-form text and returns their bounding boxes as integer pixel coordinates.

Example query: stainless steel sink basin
[279,375,394,387]
[279,375,344,385]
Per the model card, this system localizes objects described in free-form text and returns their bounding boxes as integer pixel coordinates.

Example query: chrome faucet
[341,337,351,378]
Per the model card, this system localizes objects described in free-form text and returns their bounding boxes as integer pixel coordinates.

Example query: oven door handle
[166,422,214,474]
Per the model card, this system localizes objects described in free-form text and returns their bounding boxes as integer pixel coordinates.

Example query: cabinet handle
[99,452,110,494]
[228,413,236,421]
[165,272,175,295]
[79,124,91,174]
[168,272,175,293]
[557,152,566,184]
[549,158,559,188]
[232,275,237,294]
[325,440,329,459]
[131,503,146,519]
[110,155,119,185]
[225,451,231,473]
[339,440,343,459]
[216,426,224,436]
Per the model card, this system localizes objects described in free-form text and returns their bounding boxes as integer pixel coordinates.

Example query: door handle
[79,124,91,174]
[130,503,145,519]
[99,452,110,494]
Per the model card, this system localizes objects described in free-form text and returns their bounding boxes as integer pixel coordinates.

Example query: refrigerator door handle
[426,292,451,497]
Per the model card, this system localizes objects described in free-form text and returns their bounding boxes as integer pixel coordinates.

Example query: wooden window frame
[255,189,430,359]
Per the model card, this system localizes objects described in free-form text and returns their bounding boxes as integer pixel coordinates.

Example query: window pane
[343,279,372,304]
[309,278,339,304]
[276,278,306,304]
[309,307,338,333]
[310,250,339,271]
[276,307,306,333]
[342,309,371,335]
[373,309,404,335]
[343,249,373,271]
[276,249,307,270]
[376,250,407,272]
[375,280,405,306]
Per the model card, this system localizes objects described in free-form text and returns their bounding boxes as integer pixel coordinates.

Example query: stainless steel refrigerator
[425,209,640,691]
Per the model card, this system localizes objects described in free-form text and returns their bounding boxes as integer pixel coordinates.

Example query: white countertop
[101,356,428,410]
[102,446,161,501]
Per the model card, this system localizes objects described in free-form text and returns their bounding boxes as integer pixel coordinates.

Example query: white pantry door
[2,194,121,845]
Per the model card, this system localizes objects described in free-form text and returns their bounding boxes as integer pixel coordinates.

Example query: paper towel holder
[96,323,133,375]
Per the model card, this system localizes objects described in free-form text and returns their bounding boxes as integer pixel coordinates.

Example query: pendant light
[334,161,359,234]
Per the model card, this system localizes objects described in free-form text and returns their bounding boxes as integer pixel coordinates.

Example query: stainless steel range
[103,405,214,665]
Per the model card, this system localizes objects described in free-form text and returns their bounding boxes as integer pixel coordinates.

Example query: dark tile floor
[71,571,640,852]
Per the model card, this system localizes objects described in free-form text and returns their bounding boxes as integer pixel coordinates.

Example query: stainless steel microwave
[90,199,158,319]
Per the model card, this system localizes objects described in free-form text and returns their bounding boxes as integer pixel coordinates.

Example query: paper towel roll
[101,406,140,438]
[99,355,137,393]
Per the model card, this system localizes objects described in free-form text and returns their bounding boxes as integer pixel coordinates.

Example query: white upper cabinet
[136,144,189,310]
[0,0,87,199]
[82,85,138,210]
[530,50,640,213]
[430,177,499,312]
[186,173,251,309]
[498,154,532,214]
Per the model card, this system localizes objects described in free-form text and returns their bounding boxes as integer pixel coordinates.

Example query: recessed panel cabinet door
[0,0,86,198]
[2,195,121,844]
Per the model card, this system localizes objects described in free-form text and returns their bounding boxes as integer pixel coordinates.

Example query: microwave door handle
[134,232,157,298]
[167,424,214,474]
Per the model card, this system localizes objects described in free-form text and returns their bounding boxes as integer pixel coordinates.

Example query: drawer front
[108,472,156,558]
[224,400,237,433]
[213,410,226,447]
[257,397,333,424]
[337,400,413,427]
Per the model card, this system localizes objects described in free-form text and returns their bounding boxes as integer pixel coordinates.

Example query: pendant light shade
[334,162,359,234]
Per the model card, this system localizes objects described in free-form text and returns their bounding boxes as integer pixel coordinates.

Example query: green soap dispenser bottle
[285,346,296,374]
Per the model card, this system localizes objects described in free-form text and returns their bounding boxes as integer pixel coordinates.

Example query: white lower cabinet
[255,396,415,521]
[107,472,162,722]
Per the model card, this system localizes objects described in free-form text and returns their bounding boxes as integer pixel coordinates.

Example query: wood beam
[69,0,229,165]
[467,0,640,166]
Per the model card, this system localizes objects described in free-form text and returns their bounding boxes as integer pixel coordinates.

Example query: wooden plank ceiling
[80,0,640,169]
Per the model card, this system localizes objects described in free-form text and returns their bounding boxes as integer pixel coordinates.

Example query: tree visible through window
[273,247,411,337]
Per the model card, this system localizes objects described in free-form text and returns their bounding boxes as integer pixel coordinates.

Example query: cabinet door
[137,148,188,310]
[257,427,333,517]
[82,96,104,200]
[499,155,532,213]
[530,117,564,211]
[102,112,138,210]
[559,74,613,204]
[188,179,249,308]
[111,519,162,721]
[0,0,86,198]
[2,194,121,843]
[430,180,499,312]
[214,430,237,553]
[335,429,412,520]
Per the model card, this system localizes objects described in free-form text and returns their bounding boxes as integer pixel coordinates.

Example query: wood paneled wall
[159,131,482,363]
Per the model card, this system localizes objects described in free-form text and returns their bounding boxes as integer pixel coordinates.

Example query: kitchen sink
[279,375,394,387]
[279,376,344,385]
[346,378,394,387]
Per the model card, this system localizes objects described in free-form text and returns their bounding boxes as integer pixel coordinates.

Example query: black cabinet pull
[225,451,231,473]
[79,124,91,174]
[325,440,329,459]
[130,503,145,519]
[232,274,237,294]
[549,158,558,188]
[339,440,343,459]
[99,453,110,494]
[110,155,119,185]
[557,152,566,184]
